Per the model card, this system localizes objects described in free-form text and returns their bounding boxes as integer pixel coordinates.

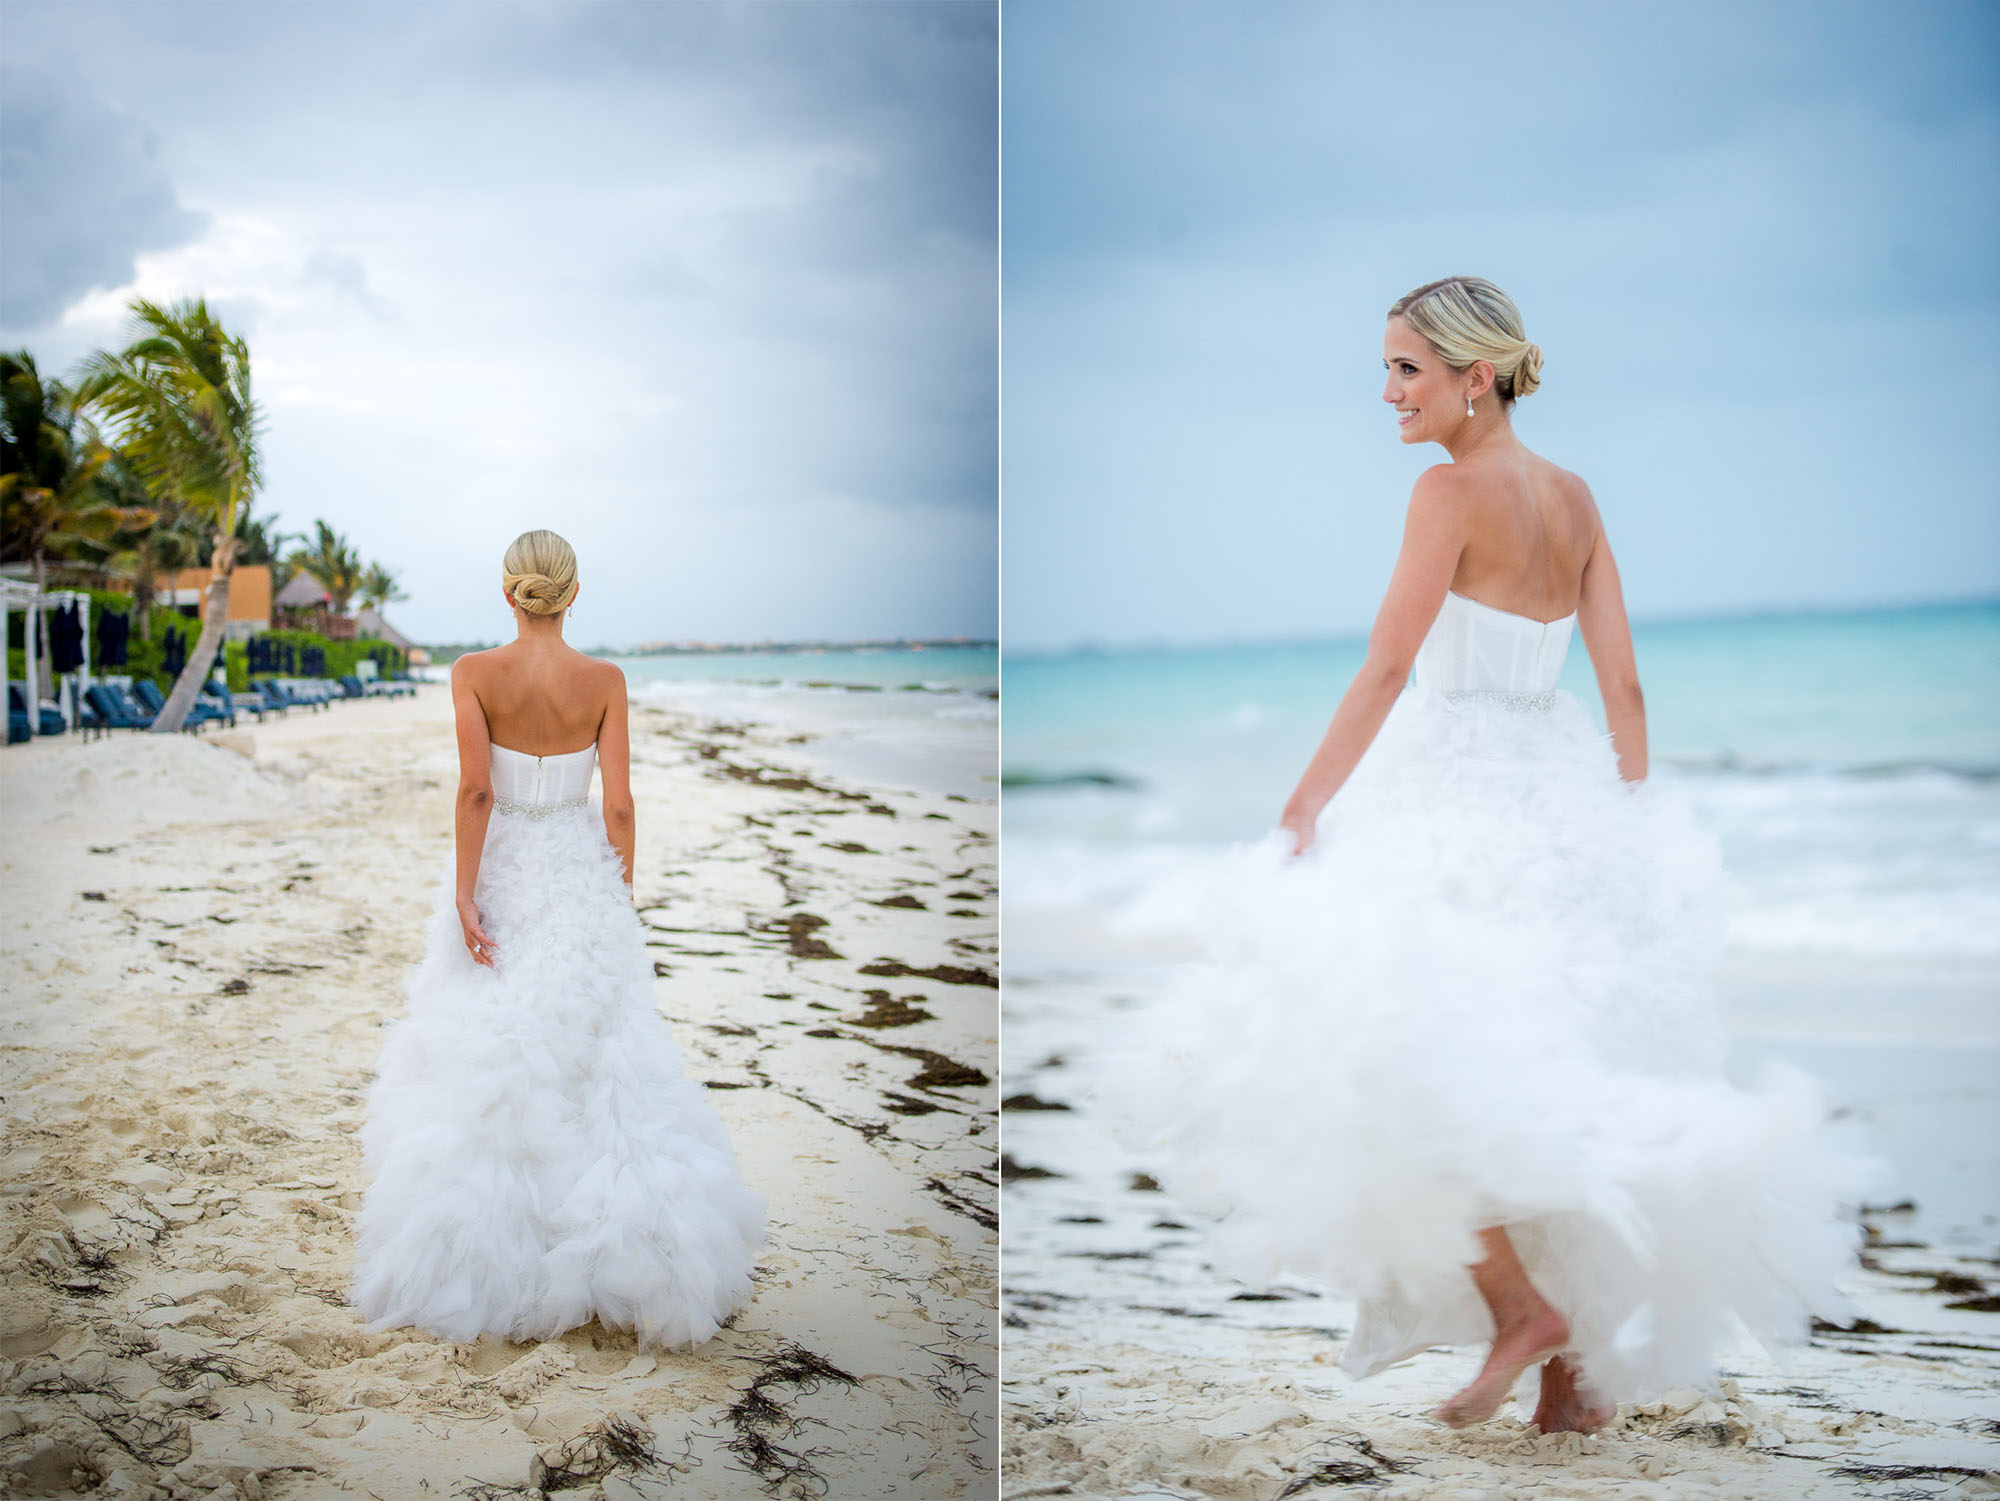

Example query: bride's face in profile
[1382,317,1485,446]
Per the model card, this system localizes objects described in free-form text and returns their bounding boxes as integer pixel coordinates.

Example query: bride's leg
[1530,1353,1618,1434]
[1433,1226,1571,1428]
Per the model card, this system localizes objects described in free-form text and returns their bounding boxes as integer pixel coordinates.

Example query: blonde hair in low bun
[500,529,579,616]
[1388,276,1542,404]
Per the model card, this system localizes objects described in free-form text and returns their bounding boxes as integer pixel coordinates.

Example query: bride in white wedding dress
[351,529,765,1351]
[1095,278,1864,1432]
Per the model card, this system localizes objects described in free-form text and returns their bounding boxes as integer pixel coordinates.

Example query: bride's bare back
[453,638,622,755]
[1445,449,1599,623]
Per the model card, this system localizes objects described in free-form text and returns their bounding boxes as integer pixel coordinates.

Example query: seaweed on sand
[723,1341,861,1496]
[458,1419,683,1501]
[545,1415,676,1491]
[150,1347,254,1391]
[17,1359,195,1469]
[1276,1435,1417,1494]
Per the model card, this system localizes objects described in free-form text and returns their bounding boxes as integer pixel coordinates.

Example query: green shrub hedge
[244,628,405,682]
[7,589,404,695]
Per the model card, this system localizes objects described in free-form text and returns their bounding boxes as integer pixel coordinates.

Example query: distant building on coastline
[620,636,994,656]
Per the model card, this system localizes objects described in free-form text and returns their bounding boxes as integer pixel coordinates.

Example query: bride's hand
[458,897,497,968]
[1280,805,1318,858]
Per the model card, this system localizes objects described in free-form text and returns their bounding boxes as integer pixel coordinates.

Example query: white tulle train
[1088,682,1867,1403]
[352,795,766,1351]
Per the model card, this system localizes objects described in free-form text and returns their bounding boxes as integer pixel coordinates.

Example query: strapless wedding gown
[351,742,766,1350]
[1091,590,1864,1404]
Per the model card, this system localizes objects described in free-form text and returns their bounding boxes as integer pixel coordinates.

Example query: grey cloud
[303,250,397,323]
[0,64,208,330]
[0,1,996,644]
[1001,0,2000,650]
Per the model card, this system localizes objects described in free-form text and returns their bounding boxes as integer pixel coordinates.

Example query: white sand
[999,939,2000,1501]
[0,688,996,1498]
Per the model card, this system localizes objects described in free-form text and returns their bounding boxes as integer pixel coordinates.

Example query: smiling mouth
[1396,409,1418,426]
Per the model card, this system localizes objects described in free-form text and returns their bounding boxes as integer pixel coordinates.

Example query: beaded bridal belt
[1443,688,1557,712]
[493,794,590,819]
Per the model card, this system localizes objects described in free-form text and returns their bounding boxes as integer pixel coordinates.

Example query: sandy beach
[998,944,2000,1501]
[0,686,996,1498]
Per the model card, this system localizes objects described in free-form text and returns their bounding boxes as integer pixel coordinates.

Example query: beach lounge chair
[206,683,264,724]
[237,681,282,716]
[132,679,223,732]
[261,679,320,713]
[8,684,67,737]
[85,683,154,731]
[199,682,255,728]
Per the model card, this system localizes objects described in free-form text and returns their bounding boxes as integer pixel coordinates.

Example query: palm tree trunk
[132,556,154,640]
[150,532,232,734]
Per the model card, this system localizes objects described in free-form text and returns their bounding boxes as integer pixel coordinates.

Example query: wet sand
[999,937,2000,1501]
[0,687,995,1497]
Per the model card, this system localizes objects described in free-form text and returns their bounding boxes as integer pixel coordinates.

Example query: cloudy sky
[1002,0,2000,652]
[2,1,995,648]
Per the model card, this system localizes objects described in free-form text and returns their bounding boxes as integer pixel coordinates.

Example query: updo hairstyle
[500,529,579,616]
[1387,276,1543,404]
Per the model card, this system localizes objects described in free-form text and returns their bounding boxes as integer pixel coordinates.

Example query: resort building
[168,565,273,640]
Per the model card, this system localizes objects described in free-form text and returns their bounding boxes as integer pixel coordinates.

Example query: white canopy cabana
[2,579,92,742]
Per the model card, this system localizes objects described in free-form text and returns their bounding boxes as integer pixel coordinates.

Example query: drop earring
[1466,393,1476,418]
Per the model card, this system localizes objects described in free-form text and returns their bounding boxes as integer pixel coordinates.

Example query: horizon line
[1003,589,2000,664]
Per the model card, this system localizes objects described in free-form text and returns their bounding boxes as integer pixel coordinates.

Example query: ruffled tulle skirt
[1086,685,1866,1402]
[351,802,766,1351]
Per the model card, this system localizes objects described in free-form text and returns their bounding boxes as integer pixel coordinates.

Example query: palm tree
[76,298,262,733]
[106,482,207,641]
[285,519,365,615]
[237,512,300,589]
[357,560,408,614]
[1,351,139,669]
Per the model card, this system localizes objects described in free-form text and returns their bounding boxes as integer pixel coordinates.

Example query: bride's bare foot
[1530,1353,1617,1434]
[1433,1303,1569,1429]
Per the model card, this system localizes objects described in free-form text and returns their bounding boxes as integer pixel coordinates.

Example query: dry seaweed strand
[723,1341,862,1496]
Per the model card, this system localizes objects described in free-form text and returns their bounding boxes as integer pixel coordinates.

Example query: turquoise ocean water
[609,645,997,800]
[1004,601,2000,1250]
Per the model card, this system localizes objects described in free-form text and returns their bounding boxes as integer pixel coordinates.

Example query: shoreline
[0,685,997,1495]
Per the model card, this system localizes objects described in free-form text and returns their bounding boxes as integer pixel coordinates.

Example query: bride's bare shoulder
[450,646,504,682]
[581,653,626,702]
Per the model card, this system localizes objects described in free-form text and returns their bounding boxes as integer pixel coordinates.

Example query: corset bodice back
[489,742,597,812]
[1412,590,1574,695]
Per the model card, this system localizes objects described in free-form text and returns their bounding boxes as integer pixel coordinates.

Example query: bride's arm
[1574,515,1648,782]
[1280,469,1468,853]
[451,657,499,967]
[597,665,637,895]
